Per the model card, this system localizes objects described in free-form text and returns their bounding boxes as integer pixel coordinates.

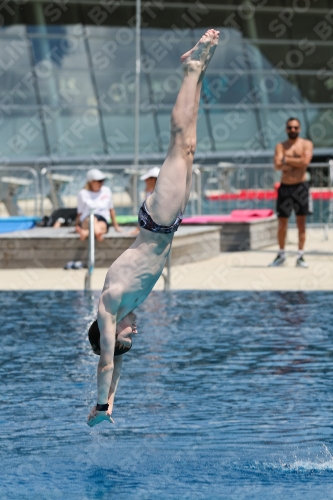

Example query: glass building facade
[0,0,332,165]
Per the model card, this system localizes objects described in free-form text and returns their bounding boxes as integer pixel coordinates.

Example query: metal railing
[3,161,332,226]
[0,166,40,217]
[190,162,333,228]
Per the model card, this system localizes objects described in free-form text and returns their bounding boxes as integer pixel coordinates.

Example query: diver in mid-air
[87,29,220,427]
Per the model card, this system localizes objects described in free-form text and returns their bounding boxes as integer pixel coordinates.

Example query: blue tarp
[0,217,41,234]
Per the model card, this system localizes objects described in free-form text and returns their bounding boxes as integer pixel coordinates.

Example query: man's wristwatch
[96,403,109,411]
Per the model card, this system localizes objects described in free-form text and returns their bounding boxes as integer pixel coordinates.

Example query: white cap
[86,168,105,182]
[140,167,160,181]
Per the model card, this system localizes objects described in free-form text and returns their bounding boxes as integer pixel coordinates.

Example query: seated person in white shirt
[75,169,121,241]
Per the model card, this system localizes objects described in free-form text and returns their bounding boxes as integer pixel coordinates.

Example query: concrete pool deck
[0,228,332,292]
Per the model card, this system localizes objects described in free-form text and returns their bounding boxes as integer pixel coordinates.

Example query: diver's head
[88,312,137,356]
[88,319,101,355]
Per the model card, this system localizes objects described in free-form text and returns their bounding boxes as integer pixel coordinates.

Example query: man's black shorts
[277,182,311,218]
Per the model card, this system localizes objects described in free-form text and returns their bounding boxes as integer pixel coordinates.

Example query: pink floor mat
[182,209,275,224]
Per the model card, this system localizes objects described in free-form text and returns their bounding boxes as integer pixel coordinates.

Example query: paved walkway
[1,228,332,292]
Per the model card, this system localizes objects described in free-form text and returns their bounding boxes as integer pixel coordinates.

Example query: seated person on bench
[75,169,121,241]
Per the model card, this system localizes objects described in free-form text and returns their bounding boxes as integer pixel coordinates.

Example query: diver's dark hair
[88,320,101,355]
[88,319,132,356]
[286,117,300,126]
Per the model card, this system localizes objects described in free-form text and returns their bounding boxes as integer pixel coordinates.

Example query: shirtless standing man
[269,117,313,268]
[87,29,220,427]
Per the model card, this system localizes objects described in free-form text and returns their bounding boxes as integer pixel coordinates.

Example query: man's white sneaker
[296,256,309,268]
[269,254,286,267]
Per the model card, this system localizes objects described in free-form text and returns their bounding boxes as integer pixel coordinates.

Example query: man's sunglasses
[287,126,299,130]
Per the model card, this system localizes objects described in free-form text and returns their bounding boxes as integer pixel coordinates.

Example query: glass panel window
[94,71,149,108]
[0,107,46,156]
[0,13,332,162]
[0,70,37,105]
[251,72,303,104]
[254,42,333,72]
[290,13,333,41]
[0,26,26,36]
[209,109,259,151]
[37,69,96,107]
[85,27,115,38]
[31,35,89,69]
[202,73,252,105]
[0,35,31,70]
[102,110,157,155]
[89,36,136,71]
[252,12,330,41]
[143,28,244,71]
[149,70,183,106]
[143,36,196,70]
[248,42,292,71]
[298,75,333,104]
[44,108,104,156]
[83,5,135,28]
[306,108,333,148]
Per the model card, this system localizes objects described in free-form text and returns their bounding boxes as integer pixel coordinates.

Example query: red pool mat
[206,189,333,201]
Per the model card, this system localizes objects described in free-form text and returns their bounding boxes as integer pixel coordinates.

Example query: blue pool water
[1,290,333,500]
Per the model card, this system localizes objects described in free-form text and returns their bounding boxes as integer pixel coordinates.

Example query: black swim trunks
[80,214,110,230]
[138,201,183,234]
[277,182,311,218]
[94,214,110,230]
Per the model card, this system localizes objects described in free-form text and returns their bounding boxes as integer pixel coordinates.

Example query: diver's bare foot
[180,30,213,71]
[199,29,220,82]
[75,225,88,241]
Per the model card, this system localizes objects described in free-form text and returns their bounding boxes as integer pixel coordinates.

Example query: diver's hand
[116,321,137,348]
[116,335,132,349]
[87,405,114,427]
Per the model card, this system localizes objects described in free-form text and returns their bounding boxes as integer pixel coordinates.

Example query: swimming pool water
[1,290,333,500]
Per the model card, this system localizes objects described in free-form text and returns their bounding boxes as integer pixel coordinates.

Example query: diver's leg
[278,217,288,250]
[296,215,306,250]
[146,30,217,226]
[184,31,219,207]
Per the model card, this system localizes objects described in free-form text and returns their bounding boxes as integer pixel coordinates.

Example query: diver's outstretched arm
[87,293,118,427]
[107,355,123,414]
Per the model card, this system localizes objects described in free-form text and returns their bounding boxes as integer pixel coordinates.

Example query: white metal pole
[133,0,141,214]
[85,212,95,291]
[165,248,171,291]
